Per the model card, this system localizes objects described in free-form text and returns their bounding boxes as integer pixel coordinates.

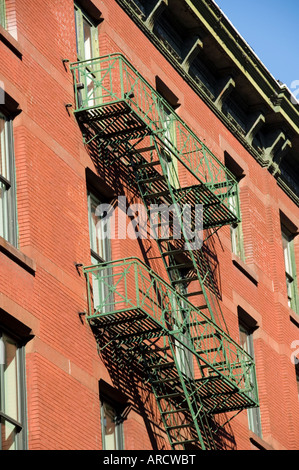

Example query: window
[0,113,17,246]
[229,184,244,261]
[0,0,6,29]
[0,330,27,450]
[159,103,179,189]
[87,190,112,311]
[239,321,262,437]
[88,191,111,264]
[0,1,17,39]
[281,224,298,313]
[101,399,124,450]
[224,153,245,261]
[75,4,99,62]
[74,3,100,108]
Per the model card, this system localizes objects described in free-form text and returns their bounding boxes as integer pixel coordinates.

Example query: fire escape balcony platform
[75,101,150,141]
[89,308,167,343]
[83,257,259,415]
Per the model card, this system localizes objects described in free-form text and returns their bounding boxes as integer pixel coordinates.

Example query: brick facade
[0,0,298,450]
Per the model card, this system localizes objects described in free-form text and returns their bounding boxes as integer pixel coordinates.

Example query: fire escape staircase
[83,257,258,450]
[70,54,259,449]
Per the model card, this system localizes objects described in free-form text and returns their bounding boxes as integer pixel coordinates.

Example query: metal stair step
[157,235,179,241]
[172,276,198,285]
[198,347,220,353]
[151,376,180,385]
[192,330,222,340]
[162,248,187,257]
[133,145,156,154]
[138,175,165,184]
[172,439,198,446]
[185,291,203,298]
[104,124,147,139]
[149,206,174,214]
[167,262,194,271]
[195,332,217,339]
[134,160,160,169]
[147,361,175,370]
[157,391,182,399]
[201,361,228,370]
[144,190,170,199]
[167,423,192,430]
[150,345,171,353]
[189,320,209,326]
[161,407,189,415]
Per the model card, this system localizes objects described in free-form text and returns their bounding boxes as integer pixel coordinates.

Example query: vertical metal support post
[119,56,124,100]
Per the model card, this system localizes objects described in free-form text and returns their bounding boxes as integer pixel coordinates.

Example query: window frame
[224,153,245,262]
[101,397,125,450]
[0,0,6,29]
[87,189,113,314]
[281,224,298,314]
[74,3,99,62]
[238,321,262,438]
[0,328,27,450]
[0,112,18,247]
[74,3,101,109]
[229,183,245,261]
[87,190,112,264]
[159,102,179,189]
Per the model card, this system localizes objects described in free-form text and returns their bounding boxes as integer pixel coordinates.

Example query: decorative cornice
[115,0,299,206]
[276,175,299,206]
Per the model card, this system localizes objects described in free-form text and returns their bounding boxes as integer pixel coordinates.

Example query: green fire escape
[70,53,259,450]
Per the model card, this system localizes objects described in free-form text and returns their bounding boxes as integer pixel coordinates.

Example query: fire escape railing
[70,53,240,222]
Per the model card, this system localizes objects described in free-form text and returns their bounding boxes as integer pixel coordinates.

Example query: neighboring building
[0,0,298,451]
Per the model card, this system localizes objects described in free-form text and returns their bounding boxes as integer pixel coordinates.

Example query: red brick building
[0,0,298,451]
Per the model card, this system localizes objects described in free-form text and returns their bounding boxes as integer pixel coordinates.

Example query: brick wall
[0,0,298,450]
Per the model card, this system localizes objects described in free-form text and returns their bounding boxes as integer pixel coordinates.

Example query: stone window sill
[290,309,299,327]
[232,254,259,286]
[249,431,274,450]
[0,237,36,275]
[0,25,22,58]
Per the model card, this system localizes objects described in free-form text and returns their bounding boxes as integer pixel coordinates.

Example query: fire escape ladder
[129,136,229,329]
[141,340,219,450]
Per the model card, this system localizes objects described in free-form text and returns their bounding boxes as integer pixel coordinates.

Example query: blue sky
[214,0,299,91]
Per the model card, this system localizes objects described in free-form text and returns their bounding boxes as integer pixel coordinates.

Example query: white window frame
[101,399,124,450]
[87,190,113,313]
[0,112,17,246]
[281,224,298,313]
[74,3,100,108]
[0,0,6,29]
